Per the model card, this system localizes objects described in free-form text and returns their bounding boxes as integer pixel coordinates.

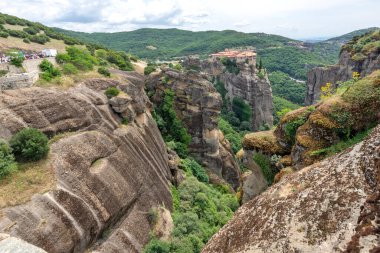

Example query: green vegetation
[9,128,49,162]
[269,71,306,105]
[144,64,156,75]
[232,97,251,123]
[284,107,315,144]
[221,58,240,75]
[55,28,370,79]
[62,63,79,75]
[214,78,252,132]
[153,89,191,158]
[0,141,18,180]
[104,87,120,98]
[311,128,372,158]
[0,70,8,77]
[273,96,300,125]
[57,46,98,71]
[218,118,242,153]
[180,158,209,183]
[144,159,238,253]
[342,29,380,61]
[253,152,275,184]
[98,67,111,77]
[7,50,24,67]
[39,59,61,81]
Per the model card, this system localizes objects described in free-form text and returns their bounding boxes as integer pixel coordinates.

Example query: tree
[10,128,49,162]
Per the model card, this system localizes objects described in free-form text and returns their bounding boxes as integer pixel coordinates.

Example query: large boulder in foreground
[202,124,380,253]
[0,76,172,253]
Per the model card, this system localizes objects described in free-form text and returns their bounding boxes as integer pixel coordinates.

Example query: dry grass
[0,158,55,208]
[36,69,105,89]
[3,24,26,31]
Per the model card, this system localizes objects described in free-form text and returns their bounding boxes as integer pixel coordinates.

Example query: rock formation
[146,68,241,190]
[0,74,173,253]
[305,36,380,105]
[185,56,274,131]
[243,70,380,172]
[202,123,380,253]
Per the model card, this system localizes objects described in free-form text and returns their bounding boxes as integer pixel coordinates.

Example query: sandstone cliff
[203,123,380,253]
[0,74,173,253]
[305,30,380,105]
[146,68,241,190]
[185,57,274,131]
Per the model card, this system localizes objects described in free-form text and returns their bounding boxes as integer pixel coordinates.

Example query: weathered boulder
[202,124,380,253]
[147,68,241,190]
[0,76,173,253]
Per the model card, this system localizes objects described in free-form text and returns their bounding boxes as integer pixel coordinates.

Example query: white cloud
[0,0,379,38]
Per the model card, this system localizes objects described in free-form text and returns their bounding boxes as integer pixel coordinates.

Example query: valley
[0,10,379,253]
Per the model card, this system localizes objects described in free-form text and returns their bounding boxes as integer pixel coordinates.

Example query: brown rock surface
[147,68,241,189]
[0,76,173,253]
[202,124,380,253]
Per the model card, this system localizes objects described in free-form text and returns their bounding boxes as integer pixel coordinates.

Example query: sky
[0,0,379,39]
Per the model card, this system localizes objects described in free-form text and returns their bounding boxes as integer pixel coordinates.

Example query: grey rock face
[305,50,380,105]
[202,124,380,253]
[147,68,241,190]
[185,57,274,131]
[0,76,173,253]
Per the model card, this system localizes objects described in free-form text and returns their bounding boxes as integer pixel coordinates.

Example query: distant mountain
[311,27,380,63]
[55,27,378,80]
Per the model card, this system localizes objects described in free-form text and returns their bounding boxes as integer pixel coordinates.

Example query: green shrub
[98,67,111,77]
[55,53,71,64]
[62,63,78,75]
[180,158,209,183]
[0,141,18,180]
[10,128,49,162]
[143,239,171,253]
[218,118,242,153]
[105,87,120,98]
[144,65,156,75]
[7,29,28,38]
[23,38,30,43]
[0,70,8,77]
[10,57,23,67]
[66,46,98,71]
[144,162,238,253]
[221,58,240,75]
[253,152,275,184]
[0,31,9,38]
[284,106,315,144]
[39,59,61,81]
[23,26,39,35]
[153,89,191,158]
[121,118,129,125]
[273,96,300,124]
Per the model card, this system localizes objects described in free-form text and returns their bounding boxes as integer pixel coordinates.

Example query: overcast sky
[1,0,379,39]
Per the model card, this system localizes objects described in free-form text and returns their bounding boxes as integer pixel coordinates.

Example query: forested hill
[55,27,377,80]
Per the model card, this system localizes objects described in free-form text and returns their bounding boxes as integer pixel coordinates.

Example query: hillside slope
[55,27,378,80]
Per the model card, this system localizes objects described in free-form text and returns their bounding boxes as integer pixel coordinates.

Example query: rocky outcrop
[146,68,241,190]
[0,75,173,253]
[203,123,380,253]
[185,57,274,131]
[305,49,380,105]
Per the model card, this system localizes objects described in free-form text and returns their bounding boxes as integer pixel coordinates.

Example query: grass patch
[0,158,55,208]
[311,128,372,158]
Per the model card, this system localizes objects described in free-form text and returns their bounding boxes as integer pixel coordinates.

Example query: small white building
[42,49,57,57]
